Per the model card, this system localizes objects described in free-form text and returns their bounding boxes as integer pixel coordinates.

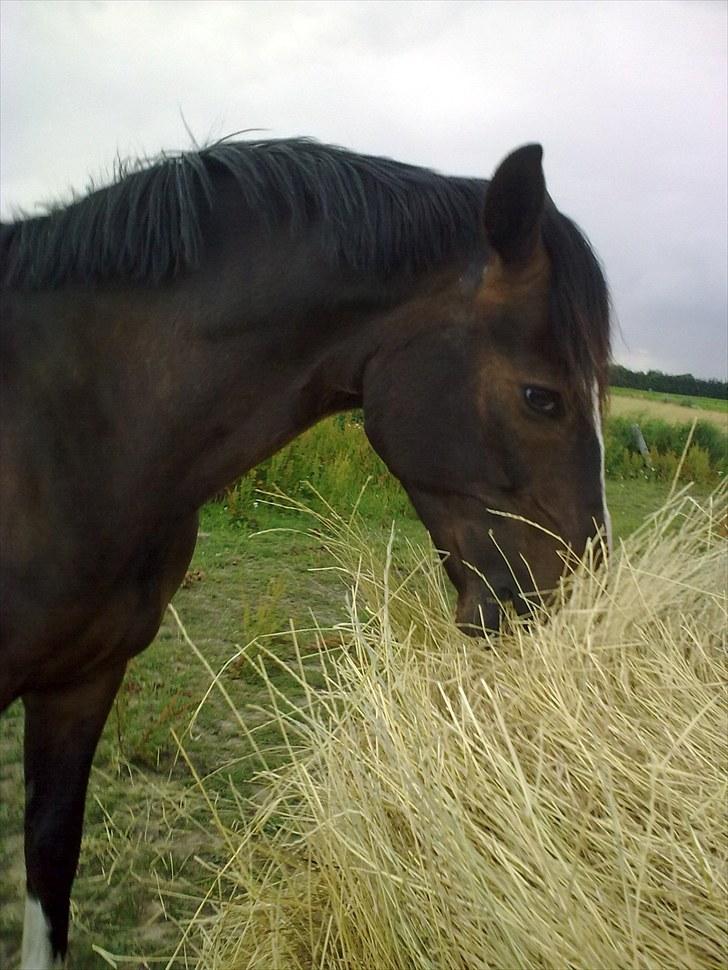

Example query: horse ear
[484,144,545,265]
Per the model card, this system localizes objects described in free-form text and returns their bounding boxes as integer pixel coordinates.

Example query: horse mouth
[455,585,538,636]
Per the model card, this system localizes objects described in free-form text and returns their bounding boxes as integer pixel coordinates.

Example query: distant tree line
[610,364,727,400]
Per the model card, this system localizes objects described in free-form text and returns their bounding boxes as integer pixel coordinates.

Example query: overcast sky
[1,0,726,379]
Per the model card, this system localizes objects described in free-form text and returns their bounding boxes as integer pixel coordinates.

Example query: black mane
[1,136,609,395]
[542,205,611,401]
[1,137,486,290]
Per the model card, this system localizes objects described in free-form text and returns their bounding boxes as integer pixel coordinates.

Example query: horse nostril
[456,594,502,635]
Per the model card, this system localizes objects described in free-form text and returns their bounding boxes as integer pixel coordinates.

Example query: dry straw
[179,484,727,970]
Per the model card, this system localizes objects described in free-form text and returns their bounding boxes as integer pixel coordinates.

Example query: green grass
[611,384,728,412]
[604,478,680,535]
[0,476,717,968]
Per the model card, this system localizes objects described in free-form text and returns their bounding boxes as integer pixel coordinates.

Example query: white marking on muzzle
[21,895,62,969]
[592,382,612,553]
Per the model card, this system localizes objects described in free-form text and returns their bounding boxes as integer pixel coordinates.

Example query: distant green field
[611,385,727,413]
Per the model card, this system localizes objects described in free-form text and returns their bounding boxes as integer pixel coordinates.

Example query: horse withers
[0,136,610,966]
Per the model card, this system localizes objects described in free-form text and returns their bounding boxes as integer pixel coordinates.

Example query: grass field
[610,385,727,428]
[0,471,718,968]
[610,385,727,411]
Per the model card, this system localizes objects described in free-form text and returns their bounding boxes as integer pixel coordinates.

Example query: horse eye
[524,386,560,415]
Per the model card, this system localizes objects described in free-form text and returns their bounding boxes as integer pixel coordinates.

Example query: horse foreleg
[21,662,126,969]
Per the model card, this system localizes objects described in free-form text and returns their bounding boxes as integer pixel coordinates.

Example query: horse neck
[114,267,439,512]
[166,295,378,508]
[4,228,466,522]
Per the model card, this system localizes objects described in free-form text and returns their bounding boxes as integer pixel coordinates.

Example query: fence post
[631,424,653,470]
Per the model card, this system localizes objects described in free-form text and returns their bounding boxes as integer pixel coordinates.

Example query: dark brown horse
[0,137,610,967]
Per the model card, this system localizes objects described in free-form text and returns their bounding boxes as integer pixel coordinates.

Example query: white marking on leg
[21,895,62,969]
[592,382,612,553]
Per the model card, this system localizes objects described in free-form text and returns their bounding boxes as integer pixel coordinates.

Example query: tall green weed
[225,414,414,523]
[605,416,727,483]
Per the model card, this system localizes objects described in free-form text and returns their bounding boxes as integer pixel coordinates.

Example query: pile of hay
[187,487,727,970]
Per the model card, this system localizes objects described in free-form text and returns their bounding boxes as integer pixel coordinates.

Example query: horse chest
[66,515,200,670]
[2,514,199,701]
